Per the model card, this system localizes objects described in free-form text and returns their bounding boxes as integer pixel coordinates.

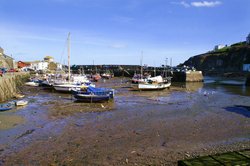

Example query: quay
[0,72,30,102]
[74,65,204,82]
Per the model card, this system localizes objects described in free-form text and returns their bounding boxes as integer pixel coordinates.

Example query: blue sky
[0,0,249,66]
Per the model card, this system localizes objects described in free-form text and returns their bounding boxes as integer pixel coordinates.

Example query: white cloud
[180,1,190,8]
[172,1,222,8]
[191,1,222,7]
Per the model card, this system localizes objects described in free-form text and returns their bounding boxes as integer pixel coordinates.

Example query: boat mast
[165,58,168,78]
[67,32,71,82]
[140,51,143,79]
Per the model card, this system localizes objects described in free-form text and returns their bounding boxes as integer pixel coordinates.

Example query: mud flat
[0,78,249,165]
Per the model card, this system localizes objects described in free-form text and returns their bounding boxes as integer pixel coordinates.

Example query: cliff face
[183,44,250,74]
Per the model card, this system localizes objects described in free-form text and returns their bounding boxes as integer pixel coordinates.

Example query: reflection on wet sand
[0,115,25,130]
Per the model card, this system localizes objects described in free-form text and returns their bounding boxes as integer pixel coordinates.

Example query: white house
[44,56,54,62]
[247,33,250,44]
[243,64,250,72]
[30,61,49,71]
[56,63,63,70]
[214,44,225,51]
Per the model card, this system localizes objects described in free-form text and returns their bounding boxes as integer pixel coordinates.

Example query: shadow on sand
[224,105,250,118]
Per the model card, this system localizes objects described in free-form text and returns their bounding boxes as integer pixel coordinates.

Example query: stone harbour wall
[172,71,203,82]
[0,72,30,102]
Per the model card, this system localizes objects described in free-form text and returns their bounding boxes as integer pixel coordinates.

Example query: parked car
[8,68,17,72]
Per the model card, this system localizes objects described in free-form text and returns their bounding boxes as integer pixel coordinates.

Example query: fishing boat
[15,100,28,106]
[0,102,14,111]
[72,86,114,102]
[131,75,171,90]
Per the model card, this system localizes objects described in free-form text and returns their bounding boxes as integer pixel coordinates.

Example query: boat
[72,86,114,102]
[92,73,101,82]
[13,93,25,99]
[0,102,14,111]
[131,73,151,84]
[101,71,114,79]
[53,33,95,92]
[15,100,28,106]
[25,81,40,87]
[131,56,171,90]
[131,75,171,90]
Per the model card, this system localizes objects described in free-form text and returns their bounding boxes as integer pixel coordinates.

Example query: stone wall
[186,71,204,82]
[0,72,30,102]
[172,71,203,82]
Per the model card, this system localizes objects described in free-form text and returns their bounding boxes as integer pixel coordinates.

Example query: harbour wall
[172,71,204,82]
[0,72,30,102]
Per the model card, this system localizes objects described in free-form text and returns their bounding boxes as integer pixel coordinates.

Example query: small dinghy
[0,102,14,112]
[25,81,39,87]
[13,93,25,99]
[15,100,28,106]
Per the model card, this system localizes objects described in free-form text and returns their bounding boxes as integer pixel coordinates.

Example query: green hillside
[183,42,250,74]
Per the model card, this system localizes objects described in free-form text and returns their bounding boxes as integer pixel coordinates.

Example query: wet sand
[0,78,250,165]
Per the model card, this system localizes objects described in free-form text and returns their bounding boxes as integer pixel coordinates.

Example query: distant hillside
[183,42,250,74]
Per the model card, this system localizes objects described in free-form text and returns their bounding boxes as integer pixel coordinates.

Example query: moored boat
[25,81,40,87]
[131,76,171,91]
[15,100,28,106]
[0,102,14,112]
[72,86,114,102]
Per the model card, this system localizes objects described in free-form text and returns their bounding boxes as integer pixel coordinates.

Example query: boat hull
[74,94,111,102]
[131,82,171,91]
[0,103,14,111]
[53,84,82,92]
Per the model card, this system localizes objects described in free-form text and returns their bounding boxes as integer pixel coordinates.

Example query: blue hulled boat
[0,102,14,112]
[72,86,114,102]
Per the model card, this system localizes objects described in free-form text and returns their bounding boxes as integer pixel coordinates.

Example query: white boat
[25,81,39,87]
[54,83,95,92]
[16,100,28,106]
[131,76,171,90]
[13,93,25,99]
[53,33,95,93]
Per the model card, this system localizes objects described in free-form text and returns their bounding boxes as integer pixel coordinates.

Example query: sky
[0,0,249,66]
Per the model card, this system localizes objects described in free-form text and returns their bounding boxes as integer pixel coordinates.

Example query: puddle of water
[0,115,25,130]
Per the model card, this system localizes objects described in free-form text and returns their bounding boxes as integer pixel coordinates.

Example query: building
[247,33,250,44]
[243,64,250,72]
[44,56,54,62]
[56,63,63,70]
[214,44,225,51]
[17,61,29,68]
[0,47,16,69]
[30,61,49,71]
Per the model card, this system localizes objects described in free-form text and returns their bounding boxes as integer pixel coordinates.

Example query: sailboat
[131,55,171,91]
[53,33,94,92]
